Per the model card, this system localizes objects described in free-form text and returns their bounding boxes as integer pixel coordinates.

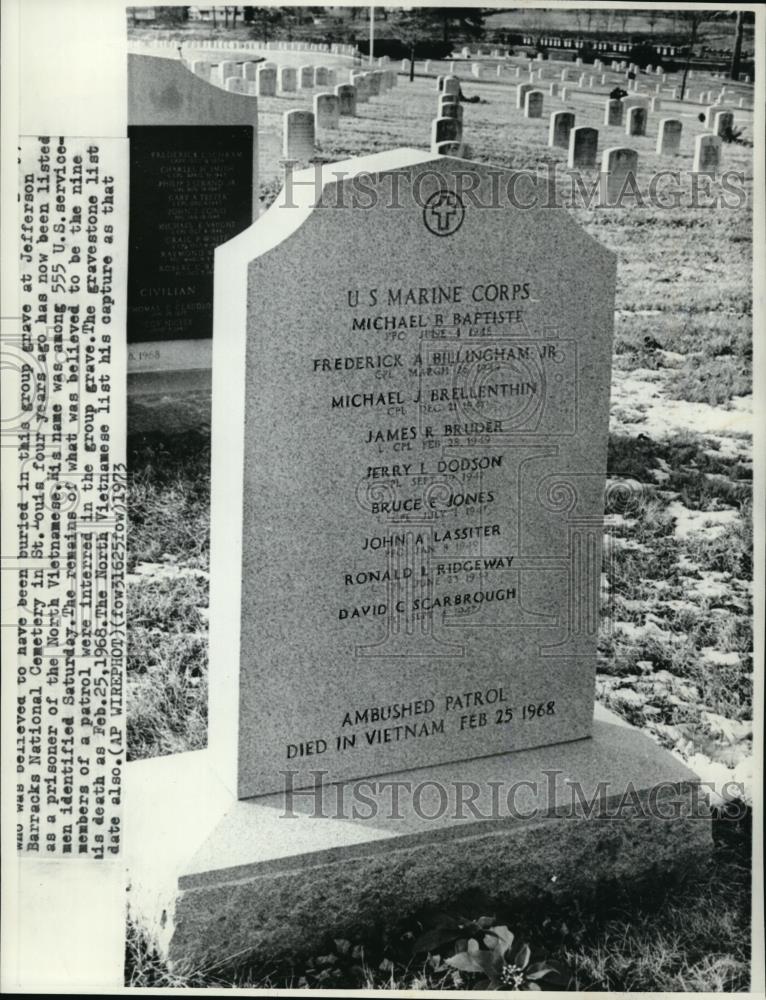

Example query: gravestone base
[127,339,213,434]
[125,705,711,973]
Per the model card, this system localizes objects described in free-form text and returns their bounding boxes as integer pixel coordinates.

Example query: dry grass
[125,848,751,990]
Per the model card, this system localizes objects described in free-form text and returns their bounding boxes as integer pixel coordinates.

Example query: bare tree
[677,10,729,98]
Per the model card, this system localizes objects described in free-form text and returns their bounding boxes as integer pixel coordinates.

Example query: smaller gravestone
[549,110,575,148]
[443,76,460,98]
[560,69,569,82]
[283,109,315,162]
[656,118,682,155]
[605,99,623,126]
[356,74,372,102]
[217,60,236,86]
[705,104,731,127]
[314,92,340,129]
[626,106,647,136]
[366,71,381,97]
[568,126,598,167]
[225,77,246,94]
[440,100,461,121]
[257,65,277,97]
[601,146,638,205]
[299,65,315,89]
[431,116,462,146]
[525,90,544,118]
[279,66,298,94]
[335,84,357,116]
[549,82,559,97]
[650,97,662,112]
[560,86,569,101]
[693,133,721,175]
[516,82,534,109]
[433,140,468,156]
[315,66,332,86]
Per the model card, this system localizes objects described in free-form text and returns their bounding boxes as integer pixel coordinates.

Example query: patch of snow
[690,572,732,600]
[657,349,686,366]
[613,619,672,641]
[684,754,736,806]
[665,500,740,539]
[610,369,752,446]
[703,712,751,744]
[129,563,210,582]
[609,536,650,552]
[700,648,742,666]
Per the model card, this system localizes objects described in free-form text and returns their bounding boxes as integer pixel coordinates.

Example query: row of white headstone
[508,79,727,176]
[281,66,399,161]
[406,56,753,113]
[431,77,468,155]
[131,36,359,58]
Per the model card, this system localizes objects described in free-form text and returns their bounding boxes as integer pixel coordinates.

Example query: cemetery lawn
[126,68,752,988]
[126,844,751,990]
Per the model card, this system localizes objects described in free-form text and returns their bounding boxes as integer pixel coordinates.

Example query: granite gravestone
[127,54,258,348]
[127,126,254,342]
[211,149,615,798]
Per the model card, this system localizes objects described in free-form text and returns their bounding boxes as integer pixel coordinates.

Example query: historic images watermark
[279,768,746,822]
[279,159,748,212]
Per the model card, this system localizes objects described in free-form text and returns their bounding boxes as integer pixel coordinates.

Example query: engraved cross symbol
[430,193,458,230]
[423,190,464,236]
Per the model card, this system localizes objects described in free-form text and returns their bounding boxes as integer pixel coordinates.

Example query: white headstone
[279,66,298,94]
[314,92,340,129]
[692,133,721,175]
[625,106,647,136]
[283,109,315,162]
[600,146,638,205]
[549,110,575,148]
[568,126,598,168]
[335,84,357,117]
[656,118,682,155]
[524,89,544,118]
[257,65,277,97]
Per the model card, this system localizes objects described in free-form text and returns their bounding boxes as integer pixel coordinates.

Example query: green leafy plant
[446,925,571,990]
[412,912,497,956]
